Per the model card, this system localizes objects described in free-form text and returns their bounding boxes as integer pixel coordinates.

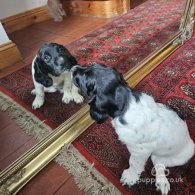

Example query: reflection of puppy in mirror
[71,63,194,195]
[31,42,83,109]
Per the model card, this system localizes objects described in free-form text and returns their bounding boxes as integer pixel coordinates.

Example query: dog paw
[32,97,44,109]
[72,93,84,104]
[44,86,57,93]
[155,176,170,195]
[31,89,36,95]
[120,168,140,186]
[62,92,73,104]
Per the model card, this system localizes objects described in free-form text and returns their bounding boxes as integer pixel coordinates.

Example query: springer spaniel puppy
[71,63,194,195]
[31,42,83,109]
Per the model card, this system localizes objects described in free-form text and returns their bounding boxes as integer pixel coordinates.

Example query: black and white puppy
[31,42,83,109]
[71,63,194,195]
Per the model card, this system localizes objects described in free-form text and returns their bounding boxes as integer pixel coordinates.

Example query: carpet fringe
[0,91,51,141]
[0,91,121,195]
[55,145,122,195]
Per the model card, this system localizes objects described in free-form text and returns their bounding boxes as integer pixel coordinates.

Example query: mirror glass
[0,0,186,174]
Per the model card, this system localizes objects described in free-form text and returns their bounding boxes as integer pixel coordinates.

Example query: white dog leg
[62,72,83,104]
[151,155,172,195]
[62,72,74,103]
[32,85,45,109]
[154,164,170,195]
[44,86,57,93]
[71,84,84,104]
[120,154,150,186]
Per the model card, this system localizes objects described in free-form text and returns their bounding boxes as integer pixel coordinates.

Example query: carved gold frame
[0,0,194,194]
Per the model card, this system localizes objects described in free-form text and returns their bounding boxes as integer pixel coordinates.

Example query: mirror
[0,0,194,193]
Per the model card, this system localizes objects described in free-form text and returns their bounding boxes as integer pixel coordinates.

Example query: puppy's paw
[120,168,140,186]
[72,92,84,104]
[44,86,57,93]
[31,89,36,95]
[32,97,44,109]
[155,176,170,195]
[62,92,73,104]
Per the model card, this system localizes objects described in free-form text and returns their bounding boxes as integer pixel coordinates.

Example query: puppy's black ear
[34,58,53,87]
[84,78,108,123]
[112,85,129,117]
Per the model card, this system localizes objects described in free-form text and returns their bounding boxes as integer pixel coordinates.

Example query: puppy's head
[34,42,77,87]
[71,63,130,123]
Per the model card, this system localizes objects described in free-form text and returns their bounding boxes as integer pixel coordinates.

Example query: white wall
[0,0,47,19]
[0,22,10,44]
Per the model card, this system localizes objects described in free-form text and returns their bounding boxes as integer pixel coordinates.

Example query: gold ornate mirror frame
[0,0,194,194]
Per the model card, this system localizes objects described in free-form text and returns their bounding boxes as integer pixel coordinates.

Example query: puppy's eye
[44,55,51,62]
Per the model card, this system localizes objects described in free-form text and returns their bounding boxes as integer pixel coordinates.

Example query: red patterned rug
[68,0,185,74]
[1,0,194,194]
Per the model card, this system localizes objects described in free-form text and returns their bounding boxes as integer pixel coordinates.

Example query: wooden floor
[0,1,146,194]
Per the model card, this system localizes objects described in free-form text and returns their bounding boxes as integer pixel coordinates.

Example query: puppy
[31,42,83,109]
[71,63,194,195]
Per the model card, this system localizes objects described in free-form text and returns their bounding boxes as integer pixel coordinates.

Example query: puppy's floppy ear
[87,83,109,124]
[83,77,108,123]
[89,68,129,124]
[112,85,129,117]
[34,57,53,87]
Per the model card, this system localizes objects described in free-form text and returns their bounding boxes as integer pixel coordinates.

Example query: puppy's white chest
[112,118,146,143]
[111,97,158,149]
[49,74,64,86]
